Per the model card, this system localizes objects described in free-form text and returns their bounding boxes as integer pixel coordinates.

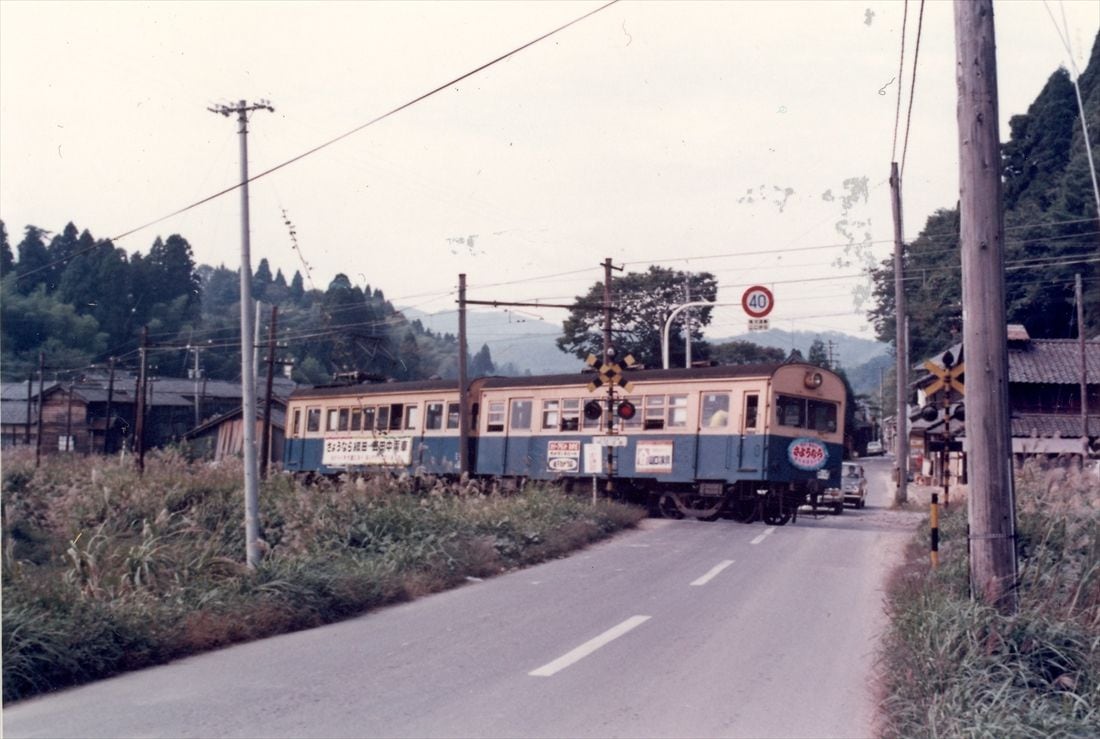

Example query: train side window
[404,404,419,430]
[338,408,350,431]
[307,407,321,433]
[644,396,665,430]
[389,404,403,431]
[446,402,461,429]
[744,394,759,430]
[809,399,838,433]
[292,409,302,437]
[511,399,532,430]
[326,408,340,431]
[667,395,688,427]
[701,393,730,428]
[350,409,362,431]
[426,402,444,430]
[561,399,580,431]
[776,395,805,428]
[377,406,390,430]
[542,400,560,429]
[487,401,505,432]
[363,406,376,430]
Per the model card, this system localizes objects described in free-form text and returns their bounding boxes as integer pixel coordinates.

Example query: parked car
[841,462,867,509]
[866,440,884,456]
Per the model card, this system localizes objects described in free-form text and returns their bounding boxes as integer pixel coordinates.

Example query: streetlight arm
[661,300,737,369]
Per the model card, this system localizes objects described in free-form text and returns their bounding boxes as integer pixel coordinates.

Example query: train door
[503,398,534,476]
[696,391,732,479]
[738,391,763,471]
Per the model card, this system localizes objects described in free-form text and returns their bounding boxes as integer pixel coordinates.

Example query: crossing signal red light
[617,400,636,420]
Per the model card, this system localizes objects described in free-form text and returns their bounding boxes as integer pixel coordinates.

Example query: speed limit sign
[742,285,775,318]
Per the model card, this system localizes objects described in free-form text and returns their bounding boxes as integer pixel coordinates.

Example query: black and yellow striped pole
[930,490,940,568]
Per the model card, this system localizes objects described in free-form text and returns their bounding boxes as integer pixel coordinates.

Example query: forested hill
[868,32,1100,361]
[0,225,483,384]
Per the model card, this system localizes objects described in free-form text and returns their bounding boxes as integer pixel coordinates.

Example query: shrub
[1,454,644,702]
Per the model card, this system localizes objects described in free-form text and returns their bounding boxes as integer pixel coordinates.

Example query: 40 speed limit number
[741,285,774,318]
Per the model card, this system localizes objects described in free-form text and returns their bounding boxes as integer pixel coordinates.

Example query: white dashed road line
[528,616,651,677]
[690,559,735,586]
[750,526,777,545]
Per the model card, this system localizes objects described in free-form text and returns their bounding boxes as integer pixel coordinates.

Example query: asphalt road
[4,456,918,739]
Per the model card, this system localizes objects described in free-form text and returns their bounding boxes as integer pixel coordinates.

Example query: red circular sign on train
[741,285,775,318]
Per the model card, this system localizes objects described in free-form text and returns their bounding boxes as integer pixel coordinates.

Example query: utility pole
[602,258,615,363]
[135,326,148,474]
[209,99,273,569]
[35,352,44,468]
[955,0,1018,612]
[890,161,909,505]
[1077,274,1088,442]
[458,274,470,477]
[684,281,692,368]
[24,373,32,446]
[192,346,202,427]
[260,304,278,479]
[104,357,115,454]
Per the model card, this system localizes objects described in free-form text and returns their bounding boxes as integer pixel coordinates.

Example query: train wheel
[763,510,792,526]
[673,494,724,521]
[657,493,685,519]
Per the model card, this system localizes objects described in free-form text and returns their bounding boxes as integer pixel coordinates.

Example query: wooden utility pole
[64,381,75,453]
[104,357,115,454]
[135,326,149,474]
[260,304,278,479]
[24,374,32,446]
[955,0,1018,612]
[1077,274,1088,441]
[458,274,470,477]
[890,162,909,505]
[34,352,44,468]
[602,258,614,362]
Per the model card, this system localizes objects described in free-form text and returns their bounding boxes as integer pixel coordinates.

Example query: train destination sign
[323,436,413,466]
[593,435,628,447]
[741,285,775,319]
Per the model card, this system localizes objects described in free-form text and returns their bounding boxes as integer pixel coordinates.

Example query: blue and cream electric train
[283,362,846,525]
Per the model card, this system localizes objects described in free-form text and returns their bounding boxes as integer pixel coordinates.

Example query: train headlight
[804,371,823,389]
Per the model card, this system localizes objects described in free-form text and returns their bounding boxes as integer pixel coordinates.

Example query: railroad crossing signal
[585,353,636,393]
[923,358,965,397]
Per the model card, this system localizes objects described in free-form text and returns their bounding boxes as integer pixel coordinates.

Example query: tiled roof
[1011,413,1100,438]
[1008,340,1100,384]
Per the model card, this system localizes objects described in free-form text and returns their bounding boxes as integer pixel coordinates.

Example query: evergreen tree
[289,270,305,303]
[0,220,12,279]
[470,343,495,377]
[253,258,273,300]
[15,226,50,294]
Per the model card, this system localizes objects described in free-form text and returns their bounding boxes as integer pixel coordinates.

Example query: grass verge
[1,449,645,702]
[879,461,1100,737]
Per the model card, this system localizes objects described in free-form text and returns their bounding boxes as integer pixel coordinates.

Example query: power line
[899,0,926,179]
[12,0,621,283]
[891,0,910,163]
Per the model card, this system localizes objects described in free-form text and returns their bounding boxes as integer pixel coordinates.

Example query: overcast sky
[1,0,1097,350]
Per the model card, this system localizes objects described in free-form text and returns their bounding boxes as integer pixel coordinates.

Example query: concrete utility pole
[955,0,1018,612]
[683,281,693,368]
[209,98,273,569]
[890,162,909,504]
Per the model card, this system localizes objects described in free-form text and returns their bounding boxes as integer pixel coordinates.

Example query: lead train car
[283,362,845,524]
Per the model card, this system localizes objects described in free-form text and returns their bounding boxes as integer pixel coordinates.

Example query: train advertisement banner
[635,440,674,474]
[322,436,413,467]
[786,437,829,471]
[547,440,581,472]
